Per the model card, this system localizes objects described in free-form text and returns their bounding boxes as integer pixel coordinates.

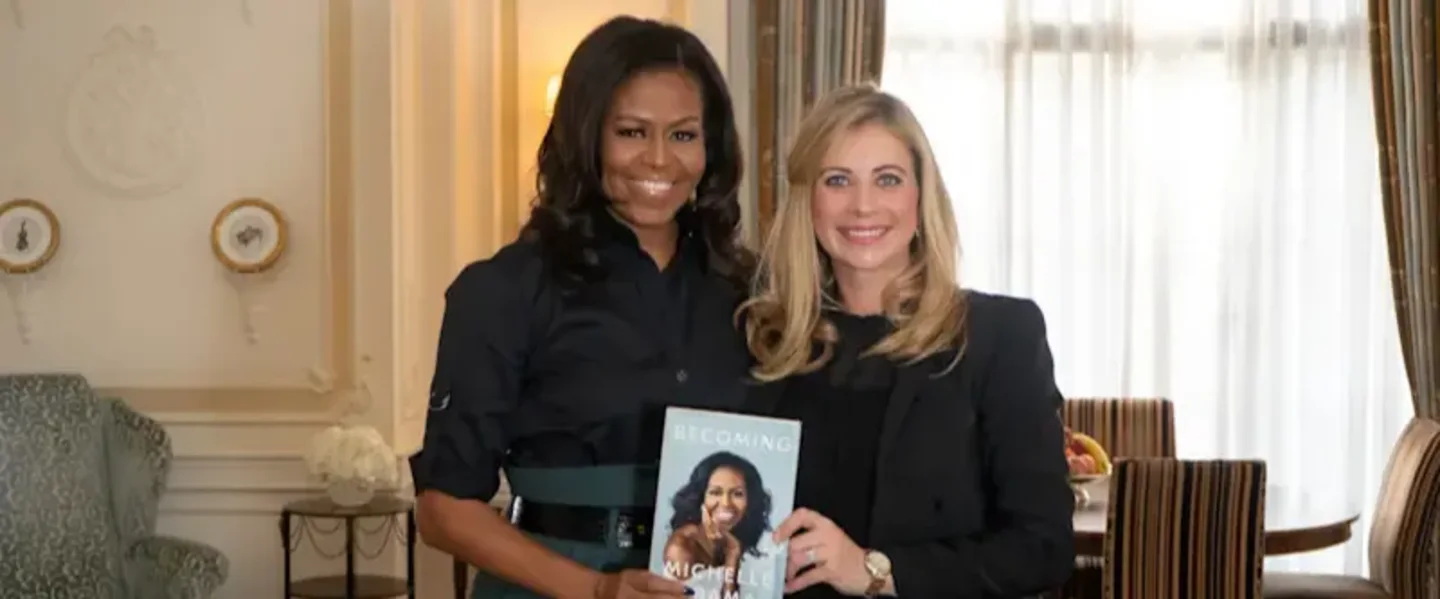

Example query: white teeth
[842,227,887,239]
[634,179,673,194]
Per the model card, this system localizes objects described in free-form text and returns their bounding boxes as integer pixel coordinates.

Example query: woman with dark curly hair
[410,15,754,599]
[661,452,773,596]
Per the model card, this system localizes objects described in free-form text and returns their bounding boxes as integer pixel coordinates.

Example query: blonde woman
[739,85,1075,598]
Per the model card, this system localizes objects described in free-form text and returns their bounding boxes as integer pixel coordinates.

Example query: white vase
[326,478,375,507]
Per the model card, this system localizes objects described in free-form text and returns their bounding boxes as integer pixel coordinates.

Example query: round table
[1072,479,1360,557]
[280,494,416,598]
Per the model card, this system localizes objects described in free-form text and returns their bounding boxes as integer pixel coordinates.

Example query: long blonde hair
[737,84,968,382]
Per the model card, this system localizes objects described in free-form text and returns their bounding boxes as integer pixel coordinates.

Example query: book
[648,407,802,599]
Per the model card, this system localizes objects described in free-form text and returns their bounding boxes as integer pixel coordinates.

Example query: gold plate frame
[210,197,288,274]
[0,198,61,275]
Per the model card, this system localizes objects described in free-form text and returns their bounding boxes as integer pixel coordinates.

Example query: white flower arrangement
[303,424,400,488]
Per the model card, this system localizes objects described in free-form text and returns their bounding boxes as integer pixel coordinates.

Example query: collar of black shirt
[591,203,707,276]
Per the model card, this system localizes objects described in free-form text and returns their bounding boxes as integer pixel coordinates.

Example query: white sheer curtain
[882,0,1412,575]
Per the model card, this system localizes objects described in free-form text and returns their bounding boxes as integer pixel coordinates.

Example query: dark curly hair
[667,451,773,558]
[519,15,753,290]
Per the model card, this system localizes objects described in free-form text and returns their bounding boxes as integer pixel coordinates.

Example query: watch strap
[863,551,888,598]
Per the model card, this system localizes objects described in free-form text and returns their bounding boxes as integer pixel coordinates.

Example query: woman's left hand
[772,508,871,595]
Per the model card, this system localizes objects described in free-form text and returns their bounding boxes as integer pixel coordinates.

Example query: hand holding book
[590,569,692,599]
[773,507,875,596]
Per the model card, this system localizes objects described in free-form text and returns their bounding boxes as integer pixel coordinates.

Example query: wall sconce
[544,74,561,118]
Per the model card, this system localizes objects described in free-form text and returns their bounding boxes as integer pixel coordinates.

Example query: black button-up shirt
[410,209,751,502]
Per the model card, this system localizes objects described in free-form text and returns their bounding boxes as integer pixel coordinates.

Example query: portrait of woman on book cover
[663,451,774,597]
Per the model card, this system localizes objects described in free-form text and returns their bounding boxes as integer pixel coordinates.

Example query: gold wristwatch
[863,550,892,597]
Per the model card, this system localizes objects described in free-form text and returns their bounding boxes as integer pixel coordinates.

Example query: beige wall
[0,2,396,597]
[0,1,743,598]
[0,4,355,403]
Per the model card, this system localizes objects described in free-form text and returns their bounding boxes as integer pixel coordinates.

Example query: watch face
[865,551,892,576]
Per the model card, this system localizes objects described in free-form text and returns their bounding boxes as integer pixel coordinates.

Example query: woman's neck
[833,265,900,315]
[606,207,680,269]
[634,224,679,269]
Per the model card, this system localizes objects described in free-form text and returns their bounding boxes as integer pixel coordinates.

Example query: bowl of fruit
[1064,427,1111,507]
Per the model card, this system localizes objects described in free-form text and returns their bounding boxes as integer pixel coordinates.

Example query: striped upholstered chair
[1104,459,1268,599]
[1264,417,1440,599]
[1061,397,1177,460]
[1057,397,1177,599]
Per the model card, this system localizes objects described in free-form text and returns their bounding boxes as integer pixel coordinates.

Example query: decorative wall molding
[108,1,356,418]
[316,0,356,413]
[164,455,387,510]
[168,455,311,492]
[162,453,420,514]
[164,421,329,457]
[64,25,205,199]
[100,387,351,423]
[160,453,314,515]
[161,491,318,516]
[161,453,504,516]
[387,0,512,455]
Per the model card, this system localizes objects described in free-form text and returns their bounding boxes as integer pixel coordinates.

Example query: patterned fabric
[106,397,172,546]
[0,374,228,599]
[1103,459,1267,599]
[1264,417,1440,598]
[1368,418,1440,596]
[124,536,229,599]
[1061,397,1176,460]
[1058,397,1177,599]
[0,374,127,598]
[1369,0,1440,421]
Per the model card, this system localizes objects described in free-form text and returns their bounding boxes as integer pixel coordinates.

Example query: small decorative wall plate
[0,198,61,275]
[211,197,287,274]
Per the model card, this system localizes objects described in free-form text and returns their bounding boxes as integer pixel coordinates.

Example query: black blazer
[745,292,1076,598]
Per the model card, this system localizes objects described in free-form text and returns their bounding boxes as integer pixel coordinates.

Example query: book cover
[648,407,802,599]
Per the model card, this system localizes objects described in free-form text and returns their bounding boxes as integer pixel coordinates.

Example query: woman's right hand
[721,530,742,564]
[591,569,691,598]
[702,509,741,559]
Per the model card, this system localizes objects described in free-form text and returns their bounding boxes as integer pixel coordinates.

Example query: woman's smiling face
[703,466,748,531]
[599,68,707,231]
[810,123,920,282]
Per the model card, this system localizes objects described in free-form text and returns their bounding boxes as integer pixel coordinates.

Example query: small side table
[280,494,416,598]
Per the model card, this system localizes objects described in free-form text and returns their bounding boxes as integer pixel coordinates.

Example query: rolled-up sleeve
[885,298,1076,597]
[409,247,543,502]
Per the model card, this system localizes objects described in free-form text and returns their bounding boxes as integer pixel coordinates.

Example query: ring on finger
[805,548,818,565]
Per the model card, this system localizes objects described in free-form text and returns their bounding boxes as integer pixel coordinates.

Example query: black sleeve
[883,298,1076,597]
[408,247,545,502]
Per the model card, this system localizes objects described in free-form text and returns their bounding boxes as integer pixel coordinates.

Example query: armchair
[0,374,229,598]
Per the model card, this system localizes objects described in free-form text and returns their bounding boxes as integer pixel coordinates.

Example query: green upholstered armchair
[0,374,229,598]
